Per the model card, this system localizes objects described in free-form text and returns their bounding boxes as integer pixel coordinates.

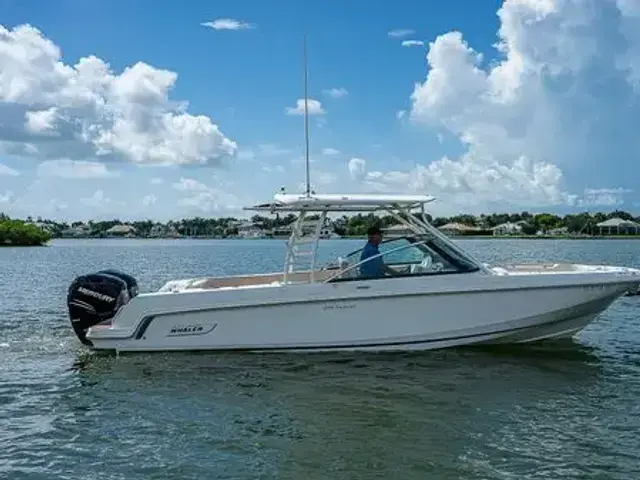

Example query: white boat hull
[80,266,639,353]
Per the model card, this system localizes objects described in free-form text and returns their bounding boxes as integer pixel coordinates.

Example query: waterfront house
[491,222,523,235]
[438,222,481,236]
[237,221,264,238]
[596,218,640,235]
[105,224,136,237]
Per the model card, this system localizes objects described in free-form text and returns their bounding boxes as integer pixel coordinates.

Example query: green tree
[0,218,51,246]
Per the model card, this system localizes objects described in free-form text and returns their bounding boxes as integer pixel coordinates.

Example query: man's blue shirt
[359,242,383,278]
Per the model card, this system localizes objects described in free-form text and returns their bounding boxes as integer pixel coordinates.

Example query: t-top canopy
[245,192,436,213]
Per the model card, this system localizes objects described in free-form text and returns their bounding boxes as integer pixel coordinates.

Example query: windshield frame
[323,234,481,283]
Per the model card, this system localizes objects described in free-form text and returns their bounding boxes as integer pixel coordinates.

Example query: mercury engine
[67,269,139,345]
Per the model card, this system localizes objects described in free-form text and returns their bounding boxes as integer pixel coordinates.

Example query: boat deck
[156,269,338,293]
[153,263,640,295]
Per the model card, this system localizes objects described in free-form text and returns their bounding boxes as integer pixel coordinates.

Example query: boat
[65,190,640,352]
[64,38,640,353]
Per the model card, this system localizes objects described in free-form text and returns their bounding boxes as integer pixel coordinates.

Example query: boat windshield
[325,234,480,282]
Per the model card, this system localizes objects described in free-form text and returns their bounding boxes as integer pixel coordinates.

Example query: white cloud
[173,177,241,213]
[577,187,633,207]
[356,156,570,209]
[37,159,118,179]
[142,194,157,206]
[200,18,254,31]
[323,87,348,98]
[173,177,210,193]
[0,24,237,167]
[150,177,164,185]
[285,99,325,116]
[261,164,286,174]
[24,108,59,134]
[44,198,68,213]
[401,40,425,47]
[257,144,292,156]
[0,190,13,204]
[81,189,111,209]
[0,164,19,176]
[315,171,337,185]
[322,147,341,156]
[388,29,415,38]
[348,157,366,181]
[393,0,640,211]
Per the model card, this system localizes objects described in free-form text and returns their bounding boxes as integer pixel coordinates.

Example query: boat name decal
[322,302,356,310]
[167,323,218,337]
[78,287,116,303]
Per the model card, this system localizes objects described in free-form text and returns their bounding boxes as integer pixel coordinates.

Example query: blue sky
[0,0,638,221]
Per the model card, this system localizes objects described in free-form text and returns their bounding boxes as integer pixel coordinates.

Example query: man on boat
[359,226,396,278]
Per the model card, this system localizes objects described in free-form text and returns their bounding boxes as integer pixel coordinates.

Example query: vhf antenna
[303,35,311,197]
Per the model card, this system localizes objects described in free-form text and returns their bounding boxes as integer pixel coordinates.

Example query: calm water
[1,238,640,479]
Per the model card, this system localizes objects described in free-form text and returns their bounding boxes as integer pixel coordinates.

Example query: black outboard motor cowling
[67,270,138,345]
[97,269,139,298]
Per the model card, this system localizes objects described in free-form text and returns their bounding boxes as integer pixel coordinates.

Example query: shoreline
[46,234,640,241]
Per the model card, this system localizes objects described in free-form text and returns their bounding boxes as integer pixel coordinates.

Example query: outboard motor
[97,269,139,298]
[67,270,139,345]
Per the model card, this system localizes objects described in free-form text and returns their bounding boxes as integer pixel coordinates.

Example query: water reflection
[59,344,615,478]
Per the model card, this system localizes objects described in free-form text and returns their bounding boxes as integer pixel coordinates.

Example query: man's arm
[381,262,397,276]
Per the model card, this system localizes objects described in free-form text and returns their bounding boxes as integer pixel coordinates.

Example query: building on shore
[438,222,483,236]
[595,218,640,235]
[105,224,136,237]
[382,224,414,237]
[491,221,524,236]
[60,224,91,238]
[149,223,180,238]
[236,220,265,238]
[267,217,340,239]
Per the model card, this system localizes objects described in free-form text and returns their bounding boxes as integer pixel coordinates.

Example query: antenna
[303,35,311,197]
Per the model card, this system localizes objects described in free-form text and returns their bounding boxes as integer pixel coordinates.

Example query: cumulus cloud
[285,99,325,116]
[323,87,348,98]
[380,0,640,211]
[201,18,254,31]
[173,177,241,213]
[388,29,414,38]
[357,156,570,208]
[37,159,119,178]
[348,157,366,181]
[0,24,237,167]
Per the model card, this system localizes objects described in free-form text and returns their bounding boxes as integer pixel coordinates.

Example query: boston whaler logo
[78,286,115,303]
[167,323,218,337]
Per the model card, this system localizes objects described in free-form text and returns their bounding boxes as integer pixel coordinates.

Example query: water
[1,238,640,479]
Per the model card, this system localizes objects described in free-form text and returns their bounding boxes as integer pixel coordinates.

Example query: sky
[0,0,639,221]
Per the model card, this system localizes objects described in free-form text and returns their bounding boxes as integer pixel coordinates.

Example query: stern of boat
[66,269,139,346]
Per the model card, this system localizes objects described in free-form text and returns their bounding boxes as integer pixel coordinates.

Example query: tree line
[3,209,638,239]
